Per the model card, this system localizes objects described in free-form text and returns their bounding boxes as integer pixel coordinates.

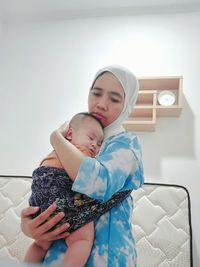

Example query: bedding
[0,175,193,267]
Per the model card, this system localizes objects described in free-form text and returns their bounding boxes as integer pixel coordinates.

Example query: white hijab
[91,65,139,140]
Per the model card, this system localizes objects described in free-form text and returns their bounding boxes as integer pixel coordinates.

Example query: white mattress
[0,175,193,267]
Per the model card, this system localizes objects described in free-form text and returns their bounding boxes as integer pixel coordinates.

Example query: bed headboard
[0,176,193,267]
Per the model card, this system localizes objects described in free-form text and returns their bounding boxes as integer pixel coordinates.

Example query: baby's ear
[65,127,73,141]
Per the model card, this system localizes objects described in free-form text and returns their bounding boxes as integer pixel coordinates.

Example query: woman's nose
[97,97,108,110]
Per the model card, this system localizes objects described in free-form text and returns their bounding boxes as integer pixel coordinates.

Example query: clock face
[158,90,176,106]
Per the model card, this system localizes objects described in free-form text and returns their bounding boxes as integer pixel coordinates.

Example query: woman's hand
[50,121,70,148]
[50,120,85,180]
[20,203,70,241]
[58,121,70,137]
[51,121,69,139]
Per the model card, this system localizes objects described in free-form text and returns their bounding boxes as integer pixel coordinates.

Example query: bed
[0,175,193,266]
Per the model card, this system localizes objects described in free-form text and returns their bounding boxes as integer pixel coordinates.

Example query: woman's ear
[65,127,73,141]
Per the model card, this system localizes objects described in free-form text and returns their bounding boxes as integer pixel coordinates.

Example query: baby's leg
[64,222,94,267]
[24,240,52,263]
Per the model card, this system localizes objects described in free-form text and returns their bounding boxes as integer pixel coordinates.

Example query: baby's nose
[91,142,97,148]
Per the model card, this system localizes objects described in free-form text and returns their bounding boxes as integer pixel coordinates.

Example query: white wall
[0,12,199,266]
[0,21,2,39]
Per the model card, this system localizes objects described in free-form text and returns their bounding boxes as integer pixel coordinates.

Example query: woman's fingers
[37,211,65,233]
[50,122,69,147]
[33,203,58,228]
[20,206,40,238]
[21,206,40,218]
[21,203,71,241]
[29,203,71,241]
[42,223,70,241]
[58,121,69,137]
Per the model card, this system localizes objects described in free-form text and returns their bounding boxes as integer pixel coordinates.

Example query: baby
[25,112,104,267]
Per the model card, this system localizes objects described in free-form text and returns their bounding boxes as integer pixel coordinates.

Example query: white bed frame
[0,176,193,267]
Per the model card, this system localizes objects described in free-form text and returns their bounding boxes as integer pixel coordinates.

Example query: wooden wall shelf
[123,76,183,132]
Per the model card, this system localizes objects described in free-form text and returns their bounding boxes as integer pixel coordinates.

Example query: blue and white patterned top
[43,131,144,267]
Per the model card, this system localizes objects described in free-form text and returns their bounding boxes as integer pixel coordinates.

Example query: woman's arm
[51,127,144,202]
[21,204,70,241]
[50,126,86,180]
[72,134,144,202]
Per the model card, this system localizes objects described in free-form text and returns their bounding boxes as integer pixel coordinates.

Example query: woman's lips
[92,112,105,120]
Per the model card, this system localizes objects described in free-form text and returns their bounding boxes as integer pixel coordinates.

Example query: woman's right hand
[20,203,70,241]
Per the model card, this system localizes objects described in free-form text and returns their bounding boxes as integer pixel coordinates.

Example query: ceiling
[0,0,200,23]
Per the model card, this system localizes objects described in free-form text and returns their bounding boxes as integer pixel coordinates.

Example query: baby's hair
[69,112,104,130]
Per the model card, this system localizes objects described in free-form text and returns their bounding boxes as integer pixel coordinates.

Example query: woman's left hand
[57,121,70,137]
[50,120,85,180]
[50,121,69,145]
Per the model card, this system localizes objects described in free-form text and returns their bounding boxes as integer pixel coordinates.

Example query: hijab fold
[91,65,139,140]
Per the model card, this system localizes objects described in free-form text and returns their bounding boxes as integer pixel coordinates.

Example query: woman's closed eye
[92,91,121,103]
[91,91,102,97]
[110,97,121,103]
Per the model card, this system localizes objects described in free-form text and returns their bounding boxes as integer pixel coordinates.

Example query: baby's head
[65,112,104,156]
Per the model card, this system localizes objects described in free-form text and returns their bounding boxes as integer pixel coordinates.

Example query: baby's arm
[24,240,52,263]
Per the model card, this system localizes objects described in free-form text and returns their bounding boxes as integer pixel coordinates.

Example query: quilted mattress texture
[0,176,193,267]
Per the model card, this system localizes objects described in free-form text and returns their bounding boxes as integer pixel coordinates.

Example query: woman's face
[88,72,125,127]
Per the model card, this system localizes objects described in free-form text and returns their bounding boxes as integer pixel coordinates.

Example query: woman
[21,65,144,266]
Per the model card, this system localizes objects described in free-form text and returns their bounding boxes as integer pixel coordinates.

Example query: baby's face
[72,118,104,156]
